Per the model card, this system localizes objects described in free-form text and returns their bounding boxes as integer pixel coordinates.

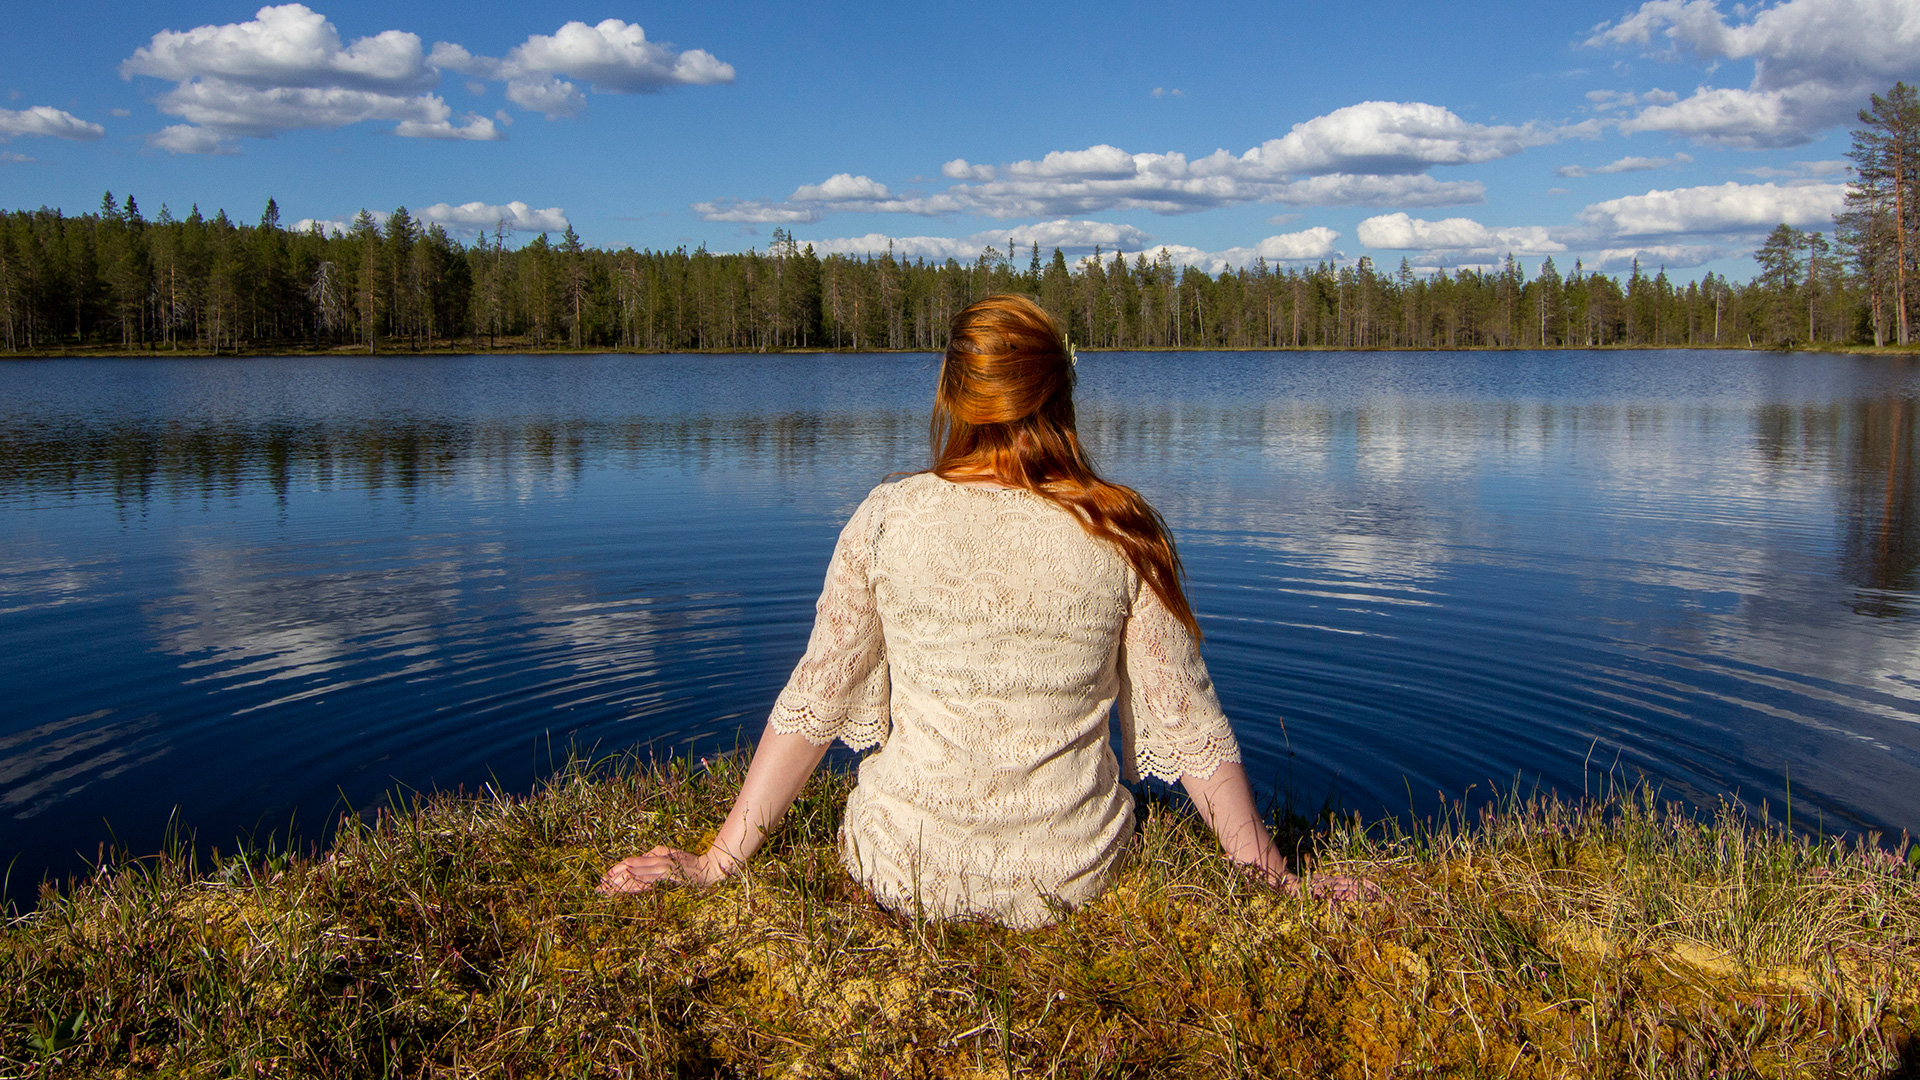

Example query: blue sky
[1,0,1912,280]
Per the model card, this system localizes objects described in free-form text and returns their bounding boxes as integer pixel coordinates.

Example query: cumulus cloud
[1350,178,1844,270]
[122,5,497,151]
[1587,0,1920,147]
[123,4,433,90]
[1584,244,1731,271]
[1242,100,1554,175]
[808,219,1155,261]
[1585,88,1681,112]
[1263,173,1486,207]
[433,18,733,120]
[805,221,1340,273]
[0,106,106,141]
[1576,180,1846,236]
[1556,152,1692,177]
[149,124,237,154]
[290,216,351,236]
[121,6,730,151]
[1358,213,1566,257]
[793,173,893,201]
[141,78,498,142]
[1183,227,1344,272]
[695,100,1549,223]
[416,200,568,233]
[691,201,824,225]
[287,203,563,236]
[942,158,995,181]
[1741,158,1849,178]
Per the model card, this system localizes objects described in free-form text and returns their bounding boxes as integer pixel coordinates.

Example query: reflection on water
[1839,397,1918,612]
[0,350,1916,903]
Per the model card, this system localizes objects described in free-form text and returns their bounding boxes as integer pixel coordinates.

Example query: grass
[3,752,1917,1078]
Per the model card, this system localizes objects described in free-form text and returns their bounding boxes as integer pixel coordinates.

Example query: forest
[2,84,1917,356]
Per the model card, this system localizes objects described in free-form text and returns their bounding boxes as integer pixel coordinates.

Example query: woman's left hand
[597,846,725,894]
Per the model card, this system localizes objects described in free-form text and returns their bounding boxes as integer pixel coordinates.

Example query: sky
[0,0,1914,281]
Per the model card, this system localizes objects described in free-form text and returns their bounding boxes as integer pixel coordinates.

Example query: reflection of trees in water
[1844,395,1919,615]
[0,412,922,504]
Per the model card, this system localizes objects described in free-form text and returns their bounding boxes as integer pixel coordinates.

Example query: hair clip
[1066,342,1078,368]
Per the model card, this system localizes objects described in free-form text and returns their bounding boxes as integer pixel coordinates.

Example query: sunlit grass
[4,751,1916,1077]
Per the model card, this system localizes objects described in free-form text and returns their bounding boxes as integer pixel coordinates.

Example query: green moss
[3,754,1916,1077]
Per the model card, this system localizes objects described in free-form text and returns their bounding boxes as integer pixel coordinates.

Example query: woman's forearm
[1179,761,1288,881]
[701,723,832,877]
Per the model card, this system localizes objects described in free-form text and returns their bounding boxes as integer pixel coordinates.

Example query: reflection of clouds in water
[146,538,504,713]
[0,546,119,617]
[0,709,171,819]
[1095,394,1920,729]
[140,525,746,731]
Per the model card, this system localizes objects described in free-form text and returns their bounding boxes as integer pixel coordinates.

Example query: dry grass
[3,752,1917,1078]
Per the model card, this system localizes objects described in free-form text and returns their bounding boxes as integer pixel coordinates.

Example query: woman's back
[771,472,1237,927]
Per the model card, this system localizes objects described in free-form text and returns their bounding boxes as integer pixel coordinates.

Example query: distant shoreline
[7,342,1919,360]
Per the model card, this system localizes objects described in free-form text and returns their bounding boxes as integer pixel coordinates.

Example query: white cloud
[1584,244,1729,270]
[1741,158,1850,179]
[696,100,1561,223]
[434,18,733,120]
[290,217,350,236]
[1576,180,1846,236]
[1243,100,1555,175]
[1556,152,1691,177]
[1263,173,1487,207]
[416,200,568,233]
[148,124,237,154]
[121,6,730,148]
[122,4,433,90]
[1585,88,1680,112]
[793,173,892,201]
[691,200,824,224]
[0,151,33,164]
[1350,180,1839,269]
[1007,144,1142,179]
[1358,213,1567,257]
[808,219,1154,261]
[1191,227,1344,271]
[501,74,585,118]
[1588,0,1920,146]
[504,19,733,91]
[805,222,1339,273]
[144,79,498,142]
[942,158,995,181]
[0,106,106,141]
[122,5,496,150]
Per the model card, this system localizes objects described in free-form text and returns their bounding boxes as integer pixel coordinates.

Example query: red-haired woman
[600,295,1363,926]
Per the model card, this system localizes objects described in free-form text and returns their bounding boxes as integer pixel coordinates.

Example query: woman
[600,295,1351,926]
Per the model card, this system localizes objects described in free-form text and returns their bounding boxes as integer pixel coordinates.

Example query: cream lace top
[768,472,1241,928]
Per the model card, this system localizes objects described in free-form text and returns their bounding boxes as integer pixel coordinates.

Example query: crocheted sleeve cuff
[769,689,891,750]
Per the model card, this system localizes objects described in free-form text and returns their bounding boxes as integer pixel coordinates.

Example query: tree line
[1,85,1916,355]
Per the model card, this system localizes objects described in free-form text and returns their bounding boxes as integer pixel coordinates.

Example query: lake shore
[4,752,1915,1077]
[6,341,1920,360]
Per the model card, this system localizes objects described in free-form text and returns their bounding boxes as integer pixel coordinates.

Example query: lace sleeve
[767,485,892,749]
[1116,575,1241,782]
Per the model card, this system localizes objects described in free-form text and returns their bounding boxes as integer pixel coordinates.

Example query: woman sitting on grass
[600,294,1365,926]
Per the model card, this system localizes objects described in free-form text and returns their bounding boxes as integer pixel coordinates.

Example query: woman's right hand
[597,846,726,894]
[1277,871,1382,903]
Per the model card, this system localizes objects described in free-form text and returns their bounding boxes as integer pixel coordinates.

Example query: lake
[2,350,1916,900]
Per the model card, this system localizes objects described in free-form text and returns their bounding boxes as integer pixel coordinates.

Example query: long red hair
[931,294,1200,636]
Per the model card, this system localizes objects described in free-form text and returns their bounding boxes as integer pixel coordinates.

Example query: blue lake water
[2,350,1917,899]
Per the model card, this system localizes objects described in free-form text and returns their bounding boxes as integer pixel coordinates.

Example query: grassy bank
[4,754,1917,1078]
